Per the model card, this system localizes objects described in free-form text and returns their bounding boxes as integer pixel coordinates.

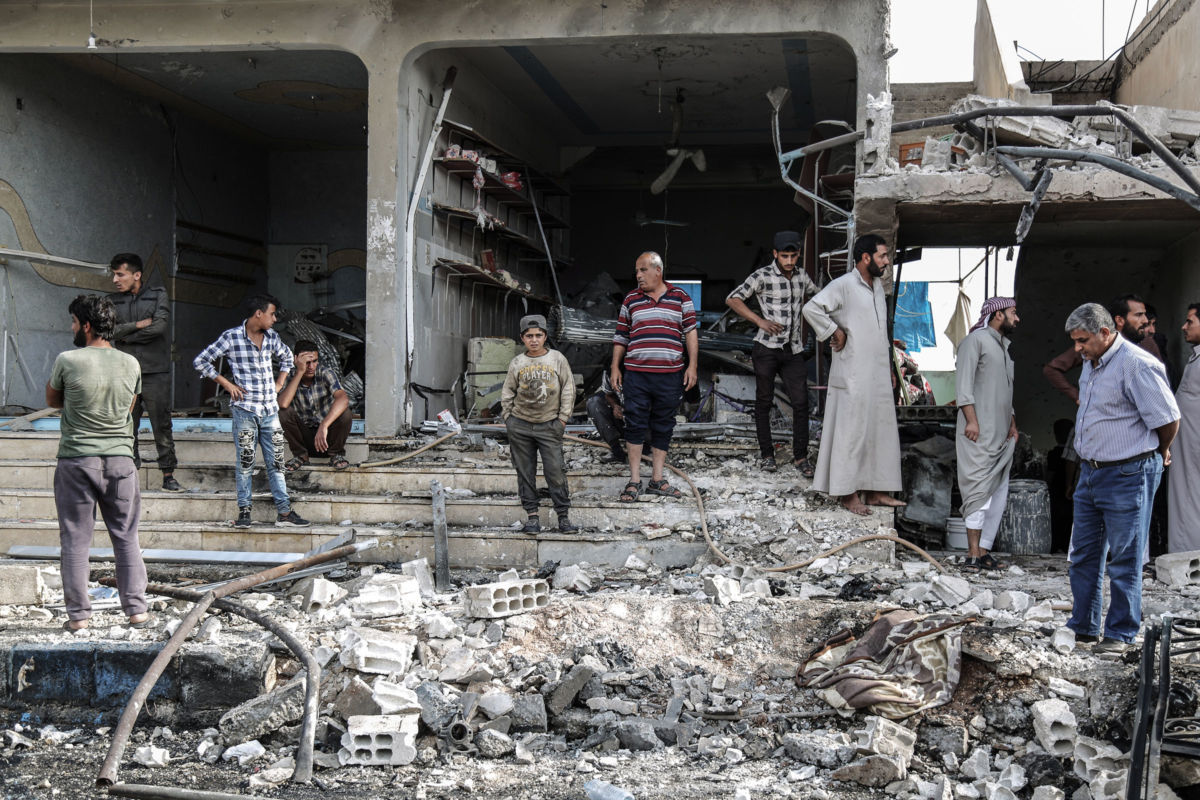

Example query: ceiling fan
[650,88,706,195]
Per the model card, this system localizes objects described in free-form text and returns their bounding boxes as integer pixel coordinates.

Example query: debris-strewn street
[3,439,1198,800]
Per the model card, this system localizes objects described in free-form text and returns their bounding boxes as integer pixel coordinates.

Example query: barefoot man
[802,234,905,516]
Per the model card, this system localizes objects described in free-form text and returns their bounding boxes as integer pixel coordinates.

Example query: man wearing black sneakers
[194,295,310,529]
[109,253,185,493]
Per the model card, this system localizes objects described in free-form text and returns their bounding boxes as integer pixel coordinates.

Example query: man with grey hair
[1064,302,1178,655]
[611,251,698,502]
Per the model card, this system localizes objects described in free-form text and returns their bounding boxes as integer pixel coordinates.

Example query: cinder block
[349,574,421,619]
[854,715,916,766]
[400,558,435,598]
[1032,699,1077,756]
[1088,769,1128,800]
[293,576,347,613]
[0,564,46,605]
[338,627,416,675]
[338,713,418,766]
[465,579,549,618]
[1154,551,1200,588]
[372,679,420,715]
[1074,736,1126,783]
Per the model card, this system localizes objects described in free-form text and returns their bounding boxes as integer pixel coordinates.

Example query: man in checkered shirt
[726,231,819,475]
[194,294,309,529]
[278,339,352,472]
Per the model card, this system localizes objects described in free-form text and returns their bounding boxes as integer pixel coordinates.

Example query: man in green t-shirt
[46,294,150,631]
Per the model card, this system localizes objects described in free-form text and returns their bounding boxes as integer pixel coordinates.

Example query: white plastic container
[946,517,968,550]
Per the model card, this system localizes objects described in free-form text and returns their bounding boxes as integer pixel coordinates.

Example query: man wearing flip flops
[47,294,151,631]
[610,251,698,503]
[955,297,1020,573]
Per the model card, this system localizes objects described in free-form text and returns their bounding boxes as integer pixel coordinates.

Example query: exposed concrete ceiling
[897,199,1200,247]
[62,50,368,149]
[447,35,858,147]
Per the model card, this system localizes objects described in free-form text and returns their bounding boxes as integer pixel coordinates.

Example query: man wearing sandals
[802,234,906,516]
[278,339,353,472]
[726,230,818,476]
[1064,303,1178,654]
[611,251,698,502]
[956,297,1020,573]
[48,295,151,631]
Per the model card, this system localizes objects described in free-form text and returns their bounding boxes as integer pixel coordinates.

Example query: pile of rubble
[2,461,1200,798]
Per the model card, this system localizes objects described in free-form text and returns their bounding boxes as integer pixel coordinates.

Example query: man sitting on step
[278,339,353,472]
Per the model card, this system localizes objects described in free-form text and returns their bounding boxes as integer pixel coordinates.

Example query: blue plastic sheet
[893,282,937,353]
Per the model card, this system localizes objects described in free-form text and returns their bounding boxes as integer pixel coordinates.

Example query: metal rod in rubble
[432,479,451,591]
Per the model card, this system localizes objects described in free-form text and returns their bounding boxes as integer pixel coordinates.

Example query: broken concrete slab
[333,676,381,720]
[547,664,595,715]
[474,728,515,758]
[218,677,306,743]
[372,679,420,715]
[348,573,421,619]
[292,576,346,613]
[831,753,907,787]
[782,730,855,768]
[854,715,917,766]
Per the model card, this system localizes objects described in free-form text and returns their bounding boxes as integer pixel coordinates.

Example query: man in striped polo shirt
[610,251,698,502]
[1064,302,1178,655]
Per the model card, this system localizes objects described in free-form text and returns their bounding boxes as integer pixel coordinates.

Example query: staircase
[0,429,722,570]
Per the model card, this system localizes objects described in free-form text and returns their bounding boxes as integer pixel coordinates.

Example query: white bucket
[946,517,968,550]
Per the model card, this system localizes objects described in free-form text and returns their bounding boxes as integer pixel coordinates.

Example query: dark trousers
[133,372,178,472]
[279,405,353,460]
[586,392,625,453]
[751,343,809,460]
[54,456,147,621]
[505,415,570,517]
[622,369,682,451]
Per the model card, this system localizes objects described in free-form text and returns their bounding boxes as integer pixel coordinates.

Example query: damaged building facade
[0,0,891,435]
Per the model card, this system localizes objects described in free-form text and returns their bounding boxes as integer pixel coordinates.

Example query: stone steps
[0,520,706,569]
[0,432,371,463]
[0,487,697,528]
[0,459,631,496]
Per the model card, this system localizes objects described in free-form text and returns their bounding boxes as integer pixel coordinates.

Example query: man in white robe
[1168,302,1200,553]
[956,297,1020,572]
[802,234,905,516]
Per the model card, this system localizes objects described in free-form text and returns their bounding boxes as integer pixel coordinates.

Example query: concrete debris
[1031,699,1077,756]
[349,573,421,618]
[474,728,515,758]
[338,626,416,674]
[553,563,595,593]
[854,715,916,766]
[863,91,896,175]
[221,739,266,765]
[372,679,421,715]
[132,744,169,767]
[293,576,347,613]
[1155,551,1200,588]
[465,579,550,618]
[0,565,47,606]
[951,96,1074,148]
[218,677,306,743]
[831,753,907,786]
[338,714,418,766]
[400,558,437,598]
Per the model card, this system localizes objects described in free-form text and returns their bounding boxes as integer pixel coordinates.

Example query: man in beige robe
[1168,302,1200,553]
[803,234,905,516]
[956,297,1020,572]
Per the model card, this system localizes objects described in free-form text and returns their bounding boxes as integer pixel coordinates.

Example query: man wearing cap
[956,297,1020,572]
[726,231,819,475]
[1063,302,1178,654]
[500,314,578,533]
[802,233,905,516]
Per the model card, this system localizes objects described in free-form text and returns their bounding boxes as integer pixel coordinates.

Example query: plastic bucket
[997,479,1052,554]
[946,517,968,550]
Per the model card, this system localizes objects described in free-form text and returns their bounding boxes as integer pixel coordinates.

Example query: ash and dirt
[3,440,1200,800]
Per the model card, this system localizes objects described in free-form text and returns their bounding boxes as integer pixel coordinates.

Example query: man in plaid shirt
[726,231,819,476]
[278,339,352,472]
[194,294,309,528]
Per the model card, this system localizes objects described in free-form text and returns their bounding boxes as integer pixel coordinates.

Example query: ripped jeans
[232,406,291,513]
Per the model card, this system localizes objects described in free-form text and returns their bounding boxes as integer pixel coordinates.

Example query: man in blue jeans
[1064,302,1178,654]
[194,294,309,528]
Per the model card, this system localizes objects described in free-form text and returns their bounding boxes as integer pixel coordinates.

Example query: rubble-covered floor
[3,443,1200,800]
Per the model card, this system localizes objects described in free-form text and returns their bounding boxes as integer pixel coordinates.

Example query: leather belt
[1084,450,1157,470]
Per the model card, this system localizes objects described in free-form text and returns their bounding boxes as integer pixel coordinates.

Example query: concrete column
[363,58,406,438]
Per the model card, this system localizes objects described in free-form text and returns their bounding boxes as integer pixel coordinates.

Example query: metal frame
[1128,615,1200,800]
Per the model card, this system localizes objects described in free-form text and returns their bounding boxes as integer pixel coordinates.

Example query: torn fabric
[797,609,972,720]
